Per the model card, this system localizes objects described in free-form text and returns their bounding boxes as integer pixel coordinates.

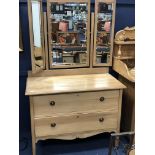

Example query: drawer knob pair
[100,97,105,102]
[49,101,55,106]
[99,117,104,122]
[51,123,56,127]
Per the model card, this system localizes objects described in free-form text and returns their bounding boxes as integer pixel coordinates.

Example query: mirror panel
[93,0,115,66]
[47,1,90,68]
[32,1,42,48]
[28,0,45,73]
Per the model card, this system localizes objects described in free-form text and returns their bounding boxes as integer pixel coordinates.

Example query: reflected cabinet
[28,0,116,73]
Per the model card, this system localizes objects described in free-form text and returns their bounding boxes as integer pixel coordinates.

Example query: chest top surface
[25,73,126,96]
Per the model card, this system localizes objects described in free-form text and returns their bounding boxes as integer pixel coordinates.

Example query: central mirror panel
[47,0,90,68]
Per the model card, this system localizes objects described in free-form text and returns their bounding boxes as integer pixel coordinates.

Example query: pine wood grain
[33,90,119,117]
[34,112,118,137]
[26,73,126,95]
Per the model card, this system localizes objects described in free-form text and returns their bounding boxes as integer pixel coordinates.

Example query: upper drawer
[32,90,119,117]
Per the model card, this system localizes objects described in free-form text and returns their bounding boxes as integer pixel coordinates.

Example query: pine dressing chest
[25,0,126,154]
[113,27,135,132]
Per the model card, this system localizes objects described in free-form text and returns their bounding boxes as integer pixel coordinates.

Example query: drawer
[35,112,118,137]
[32,90,119,117]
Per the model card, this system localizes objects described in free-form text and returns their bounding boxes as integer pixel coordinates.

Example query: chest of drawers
[26,73,125,155]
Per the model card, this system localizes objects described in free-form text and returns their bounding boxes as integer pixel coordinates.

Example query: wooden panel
[33,90,119,117]
[117,89,123,132]
[35,112,118,137]
[113,58,135,82]
[90,13,95,68]
[25,73,126,95]
[119,76,135,132]
[114,44,135,58]
[43,12,49,70]
[129,150,135,155]
[36,129,117,141]
[28,68,109,77]
[29,97,36,155]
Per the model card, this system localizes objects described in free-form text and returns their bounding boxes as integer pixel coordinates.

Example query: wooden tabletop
[25,73,126,96]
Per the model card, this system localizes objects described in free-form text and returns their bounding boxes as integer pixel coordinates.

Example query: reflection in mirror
[31,0,43,68]
[49,2,89,67]
[96,2,112,64]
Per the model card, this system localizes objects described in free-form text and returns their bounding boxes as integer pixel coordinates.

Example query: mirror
[94,1,115,66]
[28,0,45,72]
[47,1,90,68]
[32,1,42,48]
[31,0,44,68]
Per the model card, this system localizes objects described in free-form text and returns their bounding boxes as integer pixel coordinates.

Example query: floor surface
[19,132,127,155]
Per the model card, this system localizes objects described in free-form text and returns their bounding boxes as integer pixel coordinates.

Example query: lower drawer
[35,112,118,137]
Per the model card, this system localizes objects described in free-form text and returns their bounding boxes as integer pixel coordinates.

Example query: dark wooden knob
[50,101,55,106]
[100,97,105,102]
[51,123,56,127]
[99,117,104,122]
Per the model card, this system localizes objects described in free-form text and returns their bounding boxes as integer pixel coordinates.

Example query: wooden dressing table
[26,71,125,155]
[25,0,126,154]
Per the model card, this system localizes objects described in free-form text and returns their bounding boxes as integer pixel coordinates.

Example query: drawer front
[33,90,119,117]
[35,113,118,137]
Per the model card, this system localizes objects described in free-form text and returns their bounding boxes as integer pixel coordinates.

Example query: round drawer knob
[51,123,56,127]
[100,97,105,102]
[99,117,104,122]
[49,101,55,106]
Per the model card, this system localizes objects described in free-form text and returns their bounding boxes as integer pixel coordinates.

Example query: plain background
[1,0,155,155]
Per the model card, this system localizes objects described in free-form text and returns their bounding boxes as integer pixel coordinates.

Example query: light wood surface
[119,76,135,132]
[113,58,135,82]
[32,90,119,117]
[114,44,135,58]
[117,89,123,132]
[129,149,135,155]
[115,41,135,45]
[36,129,117,141]
[29,97,36,155]
[90,13,95,68]
[28,68,109,77]
[35,112,118,137]
[115,26,135,41]
[26,73,126,95]
[113,27,135,82]
[43,12,49,70]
